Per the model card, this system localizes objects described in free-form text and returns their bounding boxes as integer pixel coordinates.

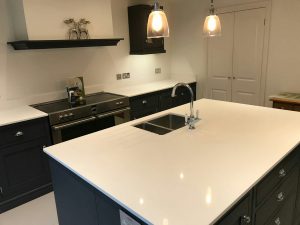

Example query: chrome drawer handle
[277,192,285,202]
[142,100,147,104]
[275,217,281,225]
[15,131,24,137]
[241,215,251,224]
[278,169,286,178]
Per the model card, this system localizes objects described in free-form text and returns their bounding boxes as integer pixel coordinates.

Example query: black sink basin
[147,114,186,130]
[134,123,172,135]
[133,114,186,135]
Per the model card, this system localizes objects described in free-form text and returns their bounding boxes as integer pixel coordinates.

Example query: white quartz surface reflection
[45,99,300,225]
[0,105,47,126]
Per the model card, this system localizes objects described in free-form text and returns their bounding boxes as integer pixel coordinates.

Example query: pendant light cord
[210,0,215,15]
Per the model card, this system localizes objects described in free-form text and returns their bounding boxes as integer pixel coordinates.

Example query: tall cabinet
[206,6,267,106]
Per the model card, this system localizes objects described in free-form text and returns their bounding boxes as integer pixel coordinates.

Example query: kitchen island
[44,99,300,225]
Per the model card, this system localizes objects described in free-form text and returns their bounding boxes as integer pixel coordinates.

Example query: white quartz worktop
[44,99,300,225]
[105,79,196,97]
[0,105,47,127]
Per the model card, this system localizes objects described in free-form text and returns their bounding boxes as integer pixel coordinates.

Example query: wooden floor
[0,193,58,225]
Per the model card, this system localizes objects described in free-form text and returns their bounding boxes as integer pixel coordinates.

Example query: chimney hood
[7,0,124,50]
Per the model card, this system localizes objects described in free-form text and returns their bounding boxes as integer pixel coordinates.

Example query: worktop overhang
[44,99,300,225]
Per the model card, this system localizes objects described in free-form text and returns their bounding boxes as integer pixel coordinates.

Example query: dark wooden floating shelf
[7,38,124,50]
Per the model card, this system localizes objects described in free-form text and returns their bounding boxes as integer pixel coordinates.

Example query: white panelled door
[207,13,234,101]
[207,7,266,106]
[232,8,265,105]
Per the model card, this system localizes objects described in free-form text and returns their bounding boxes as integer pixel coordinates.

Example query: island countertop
[44,99,300,225]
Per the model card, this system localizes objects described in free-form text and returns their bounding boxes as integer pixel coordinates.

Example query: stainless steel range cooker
[32,92,130,144]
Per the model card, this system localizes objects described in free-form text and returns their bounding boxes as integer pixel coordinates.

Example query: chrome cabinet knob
[15,131,24,137]
[275,217,281,225]
[278,169,286,178]
[241,215,251,224]
[142,100,147,104]
[277,192,285,202]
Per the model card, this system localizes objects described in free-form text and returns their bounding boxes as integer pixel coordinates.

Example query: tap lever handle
[185,114,188,124]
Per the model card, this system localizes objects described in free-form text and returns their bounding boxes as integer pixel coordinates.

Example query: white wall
[0,0,171,105]
[265,0,300,106]
[168,0,300,106]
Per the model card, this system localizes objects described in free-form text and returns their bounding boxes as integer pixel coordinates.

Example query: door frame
[206,1,272,106]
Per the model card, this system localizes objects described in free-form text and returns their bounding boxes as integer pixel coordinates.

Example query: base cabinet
[50,159,148,225]
[0,118,52,213]
[130,82,196,120]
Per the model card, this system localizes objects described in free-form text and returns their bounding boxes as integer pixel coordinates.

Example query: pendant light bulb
[203,0,221,37]
[147,1,170,38]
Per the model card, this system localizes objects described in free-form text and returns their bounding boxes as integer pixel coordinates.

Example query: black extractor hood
[7,38,124,50]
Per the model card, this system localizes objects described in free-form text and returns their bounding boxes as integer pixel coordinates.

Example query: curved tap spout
[171,83,195,118]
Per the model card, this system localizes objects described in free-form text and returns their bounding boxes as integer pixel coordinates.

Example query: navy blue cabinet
[130,82,196,120]
[0,117,52,213]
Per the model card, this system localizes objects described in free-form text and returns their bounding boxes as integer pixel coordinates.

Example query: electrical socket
[155,68,162,74]
[122,73,130,79]
[116,74,122,80]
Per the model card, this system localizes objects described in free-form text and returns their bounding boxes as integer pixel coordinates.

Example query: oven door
[51,107,131,144]
[96,107,131,127]
[51,116,97,144]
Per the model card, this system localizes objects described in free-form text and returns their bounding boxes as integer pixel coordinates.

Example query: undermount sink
[133,114,186,135]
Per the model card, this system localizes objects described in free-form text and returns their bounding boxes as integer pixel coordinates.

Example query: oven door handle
[52,116,97,131]
[96,107,131,119]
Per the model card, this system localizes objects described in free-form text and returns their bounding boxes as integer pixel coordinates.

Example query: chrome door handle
[278,169,286,178]
[52,116,97,131]
[96,107,131,119]
[0,186,3,195]
[15,131,24,137]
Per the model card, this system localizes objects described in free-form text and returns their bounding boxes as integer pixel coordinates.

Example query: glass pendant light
[203,0,222,37]
[147,0,170,38]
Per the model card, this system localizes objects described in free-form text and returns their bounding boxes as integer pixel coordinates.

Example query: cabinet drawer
[265,193,296,225]
[216,194,252,225]
[256,150,298,206]
[0,118,48,148]
[130,94,158,111]
[255,166,299,225]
